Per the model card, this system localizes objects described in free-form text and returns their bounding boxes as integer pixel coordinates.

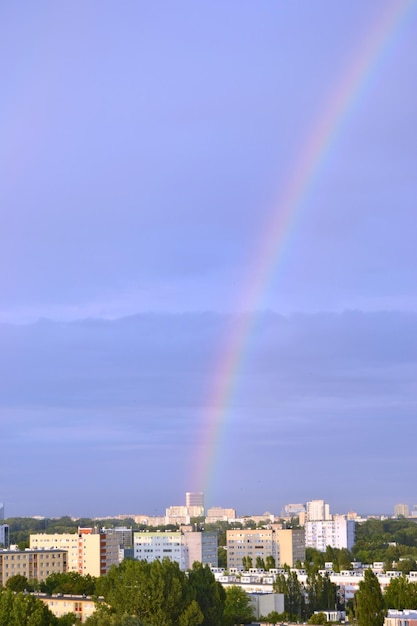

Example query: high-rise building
[306,499,331,521]
[305,517,355,552]
[0,503,4,521]
[186,492,204,508]
[185,492,205,516]
[394,504,410,518]
[0,524,9,548]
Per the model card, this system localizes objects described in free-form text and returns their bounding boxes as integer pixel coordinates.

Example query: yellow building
[226,527,305,569]
[30,527,120,576]
[39,593,100,623]
[0,550,67,586]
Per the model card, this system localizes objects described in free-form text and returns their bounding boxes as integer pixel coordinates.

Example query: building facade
[133,531,188,570]
[306,499,331,521]
[305,517,355,551]
[30,527,120,576]
[0,550,67,586]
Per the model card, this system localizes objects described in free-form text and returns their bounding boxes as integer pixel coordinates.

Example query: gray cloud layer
[1,311,415,517]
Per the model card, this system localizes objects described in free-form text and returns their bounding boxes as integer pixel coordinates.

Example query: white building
[133,529,218,570]
[305,516,355,551]
[133,530,188,570]
[306,499,331,521]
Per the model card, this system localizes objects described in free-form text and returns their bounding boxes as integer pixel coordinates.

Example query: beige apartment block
[226,527,305,570]
[39,594,100,623]
[0,550,67,586]
[273,528,305,567]
[227,529,279,570]
[30,527,120,576]
[206,507,237,522]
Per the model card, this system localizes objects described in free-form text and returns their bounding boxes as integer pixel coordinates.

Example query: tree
[355,569,386,626]
[41,572,97,596]
[241,556,252,571]
[384,575,417,609]
[308,612,328,625]
[187,562,225,626]
[265,556,276,571]
[5,575,31,593]
[96,558,202,626]
[306,572,338,616]
[223,586,254,626]
[274,571,305,621]
[255,557,265,569]
[218,547,227,569]
[0,589,58,626]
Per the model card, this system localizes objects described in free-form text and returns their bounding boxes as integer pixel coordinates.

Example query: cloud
[1,311,416,516]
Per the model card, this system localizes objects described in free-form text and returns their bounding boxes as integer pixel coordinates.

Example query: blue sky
[1,1,416,518]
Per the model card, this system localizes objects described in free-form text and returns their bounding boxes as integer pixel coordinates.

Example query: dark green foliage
[355,569,386,626]
[353,519,417,565]
[95,558,203,626]
[265,555,276,570]
[306,572,338,614]
[0,589,58,625]
[273,571,305,621]
[223,585,254,626]
[187,562,225,626]
[384,575,417,609]
[5,575,32,592]
[40,572,97,596]
[308,612,328,625]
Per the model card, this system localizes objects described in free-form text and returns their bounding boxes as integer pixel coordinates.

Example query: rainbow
[191,0,417,502]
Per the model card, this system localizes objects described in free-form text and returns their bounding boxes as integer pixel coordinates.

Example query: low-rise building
[39,593,100,623]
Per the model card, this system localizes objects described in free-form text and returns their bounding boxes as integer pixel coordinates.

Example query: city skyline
[1,1,417,517]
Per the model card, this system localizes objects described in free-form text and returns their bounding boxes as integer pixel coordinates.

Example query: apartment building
[40,594,99,623]
[0,524,9,548]
[133,531,187,570]
[306,499,331,521]
[0,549,67,586]
[227,529,275,570]
[206,507,237,522]
[30,527,120,576]
[305,516,355,551]
[133,528,218,570]
[183,529,218,567]
[273,528,306,567]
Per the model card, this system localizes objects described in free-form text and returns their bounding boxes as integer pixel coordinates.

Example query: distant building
[281,503,306,519]
[305,516,355,551]
[0,503,4,520]
[394,503,410,518]
[206,507,236,522]
[0,524,9,548]
[186,492,204,511]
[306,499,331,521]
[0,549,67,586]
